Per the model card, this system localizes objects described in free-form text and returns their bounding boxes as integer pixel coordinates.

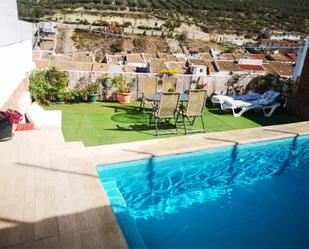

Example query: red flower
[0,109,23,124]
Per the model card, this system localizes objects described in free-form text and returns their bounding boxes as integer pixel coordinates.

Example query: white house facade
[0,0,33,109]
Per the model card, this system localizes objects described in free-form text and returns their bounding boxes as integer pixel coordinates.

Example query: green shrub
[85,83,100,95]
[45,67,69,98]
[29,67,69,104]
[29,70,49,104]
[110,42,123,53]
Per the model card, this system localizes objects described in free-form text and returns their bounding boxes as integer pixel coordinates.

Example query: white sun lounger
[221,91,281,117]
[211,91,261,110]
[26,102,62,128]
[18,92,62,128]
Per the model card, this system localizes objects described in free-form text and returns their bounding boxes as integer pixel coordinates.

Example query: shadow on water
[122,149,156,195]
[274,134,299,176]
[198,137,240,184]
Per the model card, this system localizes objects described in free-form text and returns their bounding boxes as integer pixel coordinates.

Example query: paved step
[65,141,85,150]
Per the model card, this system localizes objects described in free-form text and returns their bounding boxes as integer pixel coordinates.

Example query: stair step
[65,141,85,149]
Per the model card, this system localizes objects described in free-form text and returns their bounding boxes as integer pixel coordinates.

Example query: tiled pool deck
[0,121,309,249]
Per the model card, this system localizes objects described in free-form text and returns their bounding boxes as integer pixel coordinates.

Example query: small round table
[145,93,189,102]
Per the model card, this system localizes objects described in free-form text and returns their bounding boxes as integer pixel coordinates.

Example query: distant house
[238,64,265,75]
[187,59,208,76]
[103,54,124,65]
[124,53,148,73]
[0,0,33,110]
[41,22,57,34]
[259,39,300,50]
[236,54,265,75]
[213,61,241,75]
[264,30,301,41]
[237,54,263,66]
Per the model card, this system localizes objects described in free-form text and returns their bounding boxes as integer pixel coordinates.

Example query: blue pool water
[97,136,309,249]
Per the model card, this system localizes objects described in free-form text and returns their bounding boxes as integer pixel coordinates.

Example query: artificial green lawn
[45,102,307,146]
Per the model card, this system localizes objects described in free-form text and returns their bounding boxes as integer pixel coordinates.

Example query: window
[200,69,203,73]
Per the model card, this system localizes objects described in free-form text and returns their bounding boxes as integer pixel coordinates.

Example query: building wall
[238,58,263,66]
[65,71,254,101]
[0,39,34,108]
[0,0,33,109]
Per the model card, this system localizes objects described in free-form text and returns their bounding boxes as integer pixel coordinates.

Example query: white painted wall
[238,58,263,66]
[191,65,207,76]
[0,39,34,108]
[0,0,34,108]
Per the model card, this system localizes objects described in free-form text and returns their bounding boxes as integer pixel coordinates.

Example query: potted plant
[86,83,100,103]
[196,82,208,90]
[69,88,86,103]
[56,90,66,103]
[112,76,135,104]
[0,109,23,141]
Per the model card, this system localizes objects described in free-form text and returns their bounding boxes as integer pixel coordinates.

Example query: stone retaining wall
[67,71,254,101]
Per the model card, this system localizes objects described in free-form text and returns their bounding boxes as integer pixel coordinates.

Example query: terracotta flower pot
[118,92,132,104]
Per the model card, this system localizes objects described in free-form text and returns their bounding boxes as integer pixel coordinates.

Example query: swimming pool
[97,135,309,249]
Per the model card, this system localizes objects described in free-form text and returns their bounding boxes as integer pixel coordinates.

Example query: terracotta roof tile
[262,63,278,75]
[268,53,292,62]
[239,64,265,71]
[269,62,294,77]
[285,53,297,62]
[216,61,241,72]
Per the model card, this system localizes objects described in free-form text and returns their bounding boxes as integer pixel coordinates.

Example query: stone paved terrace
[1,121,309,249]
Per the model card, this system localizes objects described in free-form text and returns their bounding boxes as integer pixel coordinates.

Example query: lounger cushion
[26,103,62,128]
[211,91,261,104]
[223,99,253,109]
[234,91,261,101]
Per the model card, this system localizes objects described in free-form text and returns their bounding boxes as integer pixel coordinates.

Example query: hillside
[17,0,309,35]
